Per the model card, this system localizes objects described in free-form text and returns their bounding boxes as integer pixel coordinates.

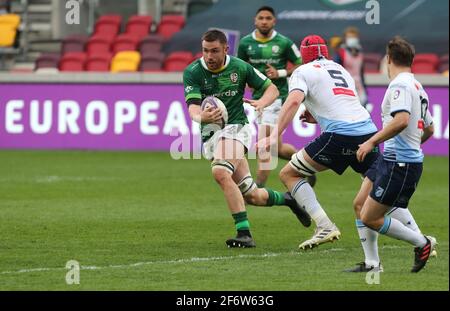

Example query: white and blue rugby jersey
[289,58,377,136]
[381,72,433,163]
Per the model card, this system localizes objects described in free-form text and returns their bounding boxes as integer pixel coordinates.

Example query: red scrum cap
[300,35,329,64]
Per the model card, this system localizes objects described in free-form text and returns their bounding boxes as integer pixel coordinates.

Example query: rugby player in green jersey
[238,6,316,188]
[183,30,311,248]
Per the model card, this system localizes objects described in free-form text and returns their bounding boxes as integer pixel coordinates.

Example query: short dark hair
[386,36,415,67]
[256,6,275,16]
[202,29,227,44]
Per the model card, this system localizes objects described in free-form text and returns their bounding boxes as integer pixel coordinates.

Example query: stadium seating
[85,53,112,72]
[412,53,439,74]
[139,34,164,55]
[139,52,166,72]
[59,52,87,72]
[61,34,89,55]
[111,51,141,73]
[0,13,21,28]
[157,15,185,40]
[86,35,114,55]
[0,24,16,47]
[439,54,449,73]
[363,53,382,73]
[35,53,61,71]
[94,15,122,38]
[125,15,152,40]
[163,51,193,72]
[112,34,140,54]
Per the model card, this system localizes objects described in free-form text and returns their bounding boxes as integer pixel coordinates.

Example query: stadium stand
[139,52,165,72]
[34,53,60,71]
[111,50,141,73]
[85,52,112,72]
[157,15,185,40]
[61,34,89,55]
[0,13,20,47]
[439,54,449,73]
[139,34,164,55]
[86,35,114,55]
[59,52,87,72]
[125,15,152,40]
[94,15,122,39]
[363,53,382,73]
[412,53,439,74]
[163,51,193,71]
[112,33,140,54]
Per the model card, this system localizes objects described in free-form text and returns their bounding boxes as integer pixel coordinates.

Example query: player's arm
[422,124,434,144]
[244,64,279,112]
[357,85,413,162]
[275,90,305,137]
[421,109,434,144]
[183,69,221,124]
[357,112,410,162]
[188,100,222,124]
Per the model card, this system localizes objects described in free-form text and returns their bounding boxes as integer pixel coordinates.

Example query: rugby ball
[201,96,228,128]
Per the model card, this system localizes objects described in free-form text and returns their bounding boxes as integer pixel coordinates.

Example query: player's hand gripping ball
[201,96,228,128]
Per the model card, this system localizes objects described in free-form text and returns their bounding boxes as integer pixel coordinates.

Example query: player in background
[351,37,437,273]
[261,34,379,250]
[183,30,311,248]
[237,6,316,188]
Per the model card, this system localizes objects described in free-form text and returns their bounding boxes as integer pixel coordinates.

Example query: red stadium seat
[412,53,439,74]
[438,54,449,73]
[157,15,185,40]
[163,51,193,72]
[59,52,87,72]
[86,35,113,55]
[94,15,122,38]
[363,53,382,73]
[61,34,89,55]
[139,34,164,55]
[112,34,140,54]
[35,53,60,70]
[126,15,152,40]
[85,53,112,72]
[140,52,166,72]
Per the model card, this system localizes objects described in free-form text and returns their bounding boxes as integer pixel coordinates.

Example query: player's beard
[258,27,272,37]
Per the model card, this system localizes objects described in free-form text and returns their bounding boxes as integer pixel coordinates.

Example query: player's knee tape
[237,174,257,195]
[211,159,235,175]
[289,152,318,177]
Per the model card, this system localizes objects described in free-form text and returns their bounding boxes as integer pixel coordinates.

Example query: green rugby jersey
[238,30,302,102]
[183,55,271,142]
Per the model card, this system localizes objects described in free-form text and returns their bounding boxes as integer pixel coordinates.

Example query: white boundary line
[0,244,428,276]
[0,248,346,275]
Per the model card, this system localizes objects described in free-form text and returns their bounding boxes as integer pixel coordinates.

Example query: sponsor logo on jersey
[393,89,400,100]
[230,73,238,83]
[375,186,384,198]
[185,86,193,93]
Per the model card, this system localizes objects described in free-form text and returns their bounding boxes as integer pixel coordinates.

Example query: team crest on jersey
[375,186,384,198]
[230,73,238,83]
[272,45,280,53]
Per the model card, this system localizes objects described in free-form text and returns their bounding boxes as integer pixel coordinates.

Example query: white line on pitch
[0,248,346,275]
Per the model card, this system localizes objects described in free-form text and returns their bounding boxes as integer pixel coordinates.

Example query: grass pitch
[0,151,448,290]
